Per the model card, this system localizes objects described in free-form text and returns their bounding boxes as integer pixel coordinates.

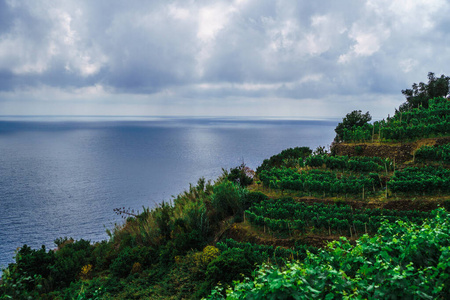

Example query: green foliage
[91,240,114,271]
[109,245,156,278]
[154,201,173,242]
[245,197,430,236]
[259,167,378,196]
[205,248,259,289]
[217,239,317,265]
[338,91,449,143]
[51,239,93,288]
[256,147,312,173]
[375,97,449,142]
[415,144,450,164]
[172,229,206,254]
[304,154,391,172]
[211,181,247,219]
[0,267,43,300]
[401,72,450,110]
[58,277,105,300]
[208,209,450,299]
[388,166,450,194]
[242,191,268,210]
[0,245,52,298]
[0,239,95,297]
[13,245,55,279]
[110,247,138,278]
[224,163,254,187]
[183,201,210,238]
[334,110,372,142]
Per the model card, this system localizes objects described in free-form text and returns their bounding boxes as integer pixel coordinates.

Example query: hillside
[332,136,450,163]
[1,91,449,298]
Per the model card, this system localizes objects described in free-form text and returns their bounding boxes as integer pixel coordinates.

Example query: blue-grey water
[0,116,336,271]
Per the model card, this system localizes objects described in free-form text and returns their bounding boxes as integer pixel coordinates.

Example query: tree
[400,72,450,111]
[334,110,371,142]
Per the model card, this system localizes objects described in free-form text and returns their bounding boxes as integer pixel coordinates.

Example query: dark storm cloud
[0,0,449,117]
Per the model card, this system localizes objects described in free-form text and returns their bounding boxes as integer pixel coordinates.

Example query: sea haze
[0,116,337,270]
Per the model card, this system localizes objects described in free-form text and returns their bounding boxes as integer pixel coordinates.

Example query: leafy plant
[208,209,450,299]
[334,110,372,142]
[211,181,247,219]
[400,72,450,110]
[225,163,254,187]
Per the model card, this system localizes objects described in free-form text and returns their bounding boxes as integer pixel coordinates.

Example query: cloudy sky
[0,0,449,118]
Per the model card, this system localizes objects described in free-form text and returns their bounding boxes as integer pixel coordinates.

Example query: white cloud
[338,25,390,63]
[0,2,107,77]
[0,0,449,118]
[168,5,190,21]
[399,58,418,73]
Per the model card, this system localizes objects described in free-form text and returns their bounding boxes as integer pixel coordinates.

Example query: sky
[0,0,449,119]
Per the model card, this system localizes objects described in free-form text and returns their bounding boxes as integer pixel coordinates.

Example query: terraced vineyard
[259,167,380,196]
[415,144,450,163]
[388,166,450,194]
[245,197,431,237]
[342,96,449,143]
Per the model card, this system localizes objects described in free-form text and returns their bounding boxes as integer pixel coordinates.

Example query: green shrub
[243,191,268,210]
[182,200,210,238]
[154,201,174,242]
[0,245,53,297]
[211,181,247,219]
[51,239,93,288]
[226,163,254,187]
[91,240,115,271]
[14,245,55,279]
[205,248,259,288]
[109,247,138,278]
[172,229,206,253]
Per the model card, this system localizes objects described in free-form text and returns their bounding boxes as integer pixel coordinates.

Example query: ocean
[0,116,337,270]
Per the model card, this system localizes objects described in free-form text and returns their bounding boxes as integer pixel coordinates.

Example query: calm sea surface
[0,117,336,270]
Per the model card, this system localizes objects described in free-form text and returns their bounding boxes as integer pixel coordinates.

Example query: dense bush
[242,191,268,210]
[12,245,55,279]
[211,181,247,219]
[50,239,93,288]
[225,163,254,187]
[0,245,54,297]
[205,247,259,288]
[334,110,372,142]
[110,247,140,278]
[0,239,94,297]
[400,72,450,110]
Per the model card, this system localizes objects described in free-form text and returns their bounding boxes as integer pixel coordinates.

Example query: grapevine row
[388,166,450,194]
[216,238,317,264]
[259,168,381,195]
[342,97,450,142]
[245,197,431,236]
[415,144,450,164]
[304,154,392,172]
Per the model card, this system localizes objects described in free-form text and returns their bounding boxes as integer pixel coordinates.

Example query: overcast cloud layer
[0,0,449,118]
